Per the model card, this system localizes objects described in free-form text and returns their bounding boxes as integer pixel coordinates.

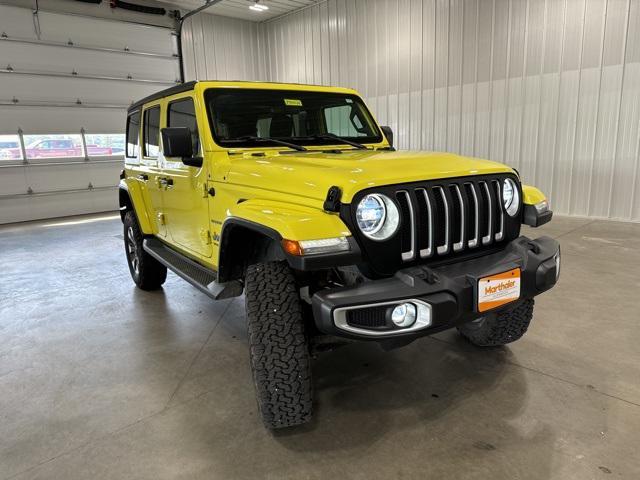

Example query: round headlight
[502,178,520,217]
[355,194,400,241]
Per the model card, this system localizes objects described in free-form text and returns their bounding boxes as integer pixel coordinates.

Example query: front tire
[458,299,534,347]
[245,261,313,429]
[123,211,167,290]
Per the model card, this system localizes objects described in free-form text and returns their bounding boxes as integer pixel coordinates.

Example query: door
[140,104,167,237]
[161,96,212,258]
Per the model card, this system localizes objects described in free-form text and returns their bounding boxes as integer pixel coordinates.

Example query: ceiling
[162,0,321,22]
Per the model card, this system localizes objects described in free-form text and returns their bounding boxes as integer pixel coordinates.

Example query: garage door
[0,4,179,224]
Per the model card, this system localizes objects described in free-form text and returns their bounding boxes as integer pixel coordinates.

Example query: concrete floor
[1,213,639,479]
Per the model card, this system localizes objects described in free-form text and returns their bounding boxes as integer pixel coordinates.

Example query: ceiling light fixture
[249,1,269,12]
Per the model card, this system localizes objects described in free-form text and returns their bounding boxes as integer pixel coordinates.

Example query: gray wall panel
[257,0,640,221]
[181,14,264,81]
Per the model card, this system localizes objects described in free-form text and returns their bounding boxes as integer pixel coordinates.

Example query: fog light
[390,303,417,328]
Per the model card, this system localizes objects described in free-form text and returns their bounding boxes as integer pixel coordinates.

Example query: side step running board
[143,238,243,300]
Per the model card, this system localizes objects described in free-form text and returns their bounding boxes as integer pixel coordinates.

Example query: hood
[225,149,514,205]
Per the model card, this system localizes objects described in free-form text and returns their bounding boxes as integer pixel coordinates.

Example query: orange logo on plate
[478,268,521,313]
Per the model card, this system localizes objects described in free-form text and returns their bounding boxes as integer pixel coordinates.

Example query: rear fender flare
[119,179,154,235]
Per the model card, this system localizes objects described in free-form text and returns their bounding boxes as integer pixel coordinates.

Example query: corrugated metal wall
[258,0,640,221]
[182,13,264,81]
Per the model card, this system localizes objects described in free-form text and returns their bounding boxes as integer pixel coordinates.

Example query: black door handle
[158,177,174,188]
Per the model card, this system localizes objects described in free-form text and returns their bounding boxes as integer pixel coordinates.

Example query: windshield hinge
[323,186,342,212]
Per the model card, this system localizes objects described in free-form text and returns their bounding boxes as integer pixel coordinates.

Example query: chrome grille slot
[416,188,433,258]
[465,182,479,248]
[451,185,465,252]
[396,190,415,261]
[493,180,505,241]
[434,186,450,255]
[480,181,493,245]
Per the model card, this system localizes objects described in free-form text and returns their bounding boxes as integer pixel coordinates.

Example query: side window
[324,104,366,137]
[167,98,199,155]
[143,106,161,158]
[126,111,141,158]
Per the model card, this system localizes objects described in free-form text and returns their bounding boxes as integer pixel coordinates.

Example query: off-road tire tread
[245,261,313,429]
[458,299,534,347]
[123,211,167,290]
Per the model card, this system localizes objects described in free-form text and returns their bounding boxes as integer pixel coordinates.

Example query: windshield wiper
[304,133,369,150]
[228,136,307,152]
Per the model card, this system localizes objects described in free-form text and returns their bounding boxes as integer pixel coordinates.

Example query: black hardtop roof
[127,80,349,113]
[128,81,197,112]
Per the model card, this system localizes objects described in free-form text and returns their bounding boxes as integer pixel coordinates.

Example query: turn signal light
[282,237,350,256]
[282,239,303,256]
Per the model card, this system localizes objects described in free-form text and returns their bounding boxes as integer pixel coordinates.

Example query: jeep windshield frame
[204,88,383,149]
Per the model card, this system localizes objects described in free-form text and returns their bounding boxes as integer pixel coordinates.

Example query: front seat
[269,114,293,137]
[226,117,257,138]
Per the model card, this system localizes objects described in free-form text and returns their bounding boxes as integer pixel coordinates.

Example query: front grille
[397,178,507,262]
[342,174,521,276]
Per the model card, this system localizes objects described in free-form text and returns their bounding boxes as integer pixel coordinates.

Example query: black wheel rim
[126,226,140,275]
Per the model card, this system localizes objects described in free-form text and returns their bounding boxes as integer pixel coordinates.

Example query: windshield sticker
[284,99,303,107]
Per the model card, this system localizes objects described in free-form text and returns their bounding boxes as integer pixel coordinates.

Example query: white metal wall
[0,3,179,224]
[258,0,640,222]
[181,13,264,81]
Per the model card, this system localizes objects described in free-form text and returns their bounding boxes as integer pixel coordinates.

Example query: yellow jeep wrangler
[119,80,560,429]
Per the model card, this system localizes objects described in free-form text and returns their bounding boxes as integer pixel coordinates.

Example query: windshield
[205,88,383,149]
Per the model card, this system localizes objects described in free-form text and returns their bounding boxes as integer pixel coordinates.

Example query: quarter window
[143,106,161,158]
[168,98,200,155]
[126,111,141,158]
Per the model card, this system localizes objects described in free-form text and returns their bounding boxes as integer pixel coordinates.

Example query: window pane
[23,134,83,159]
[168,98,199,154]
[0,134,22,161]
[84,134,124,157]
[205,89,382,148]
[324,104,367,137]
[126,111,141,158]
[143,107,160,158]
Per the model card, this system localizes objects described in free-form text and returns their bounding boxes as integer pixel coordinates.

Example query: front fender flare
[217,199,359,280]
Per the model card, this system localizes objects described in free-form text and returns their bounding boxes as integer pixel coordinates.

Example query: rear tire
[458,299,534,347]
[123,211,167,290]
[245,261,313,429]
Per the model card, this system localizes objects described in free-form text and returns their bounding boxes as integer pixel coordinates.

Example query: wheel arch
[217,218,286,283]
[118,179,154,234]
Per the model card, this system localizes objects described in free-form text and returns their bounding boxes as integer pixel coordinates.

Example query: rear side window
[143,106,161,158]
[168,98,200,155]
[126,111,141,158]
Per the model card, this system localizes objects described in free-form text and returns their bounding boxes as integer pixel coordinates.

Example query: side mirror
[161,127,202,167]
[380,126,394,149]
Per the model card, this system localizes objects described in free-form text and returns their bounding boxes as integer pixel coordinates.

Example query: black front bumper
[312,236,560,340]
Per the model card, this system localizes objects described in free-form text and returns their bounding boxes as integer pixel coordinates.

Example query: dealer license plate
[477,268,521,313]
